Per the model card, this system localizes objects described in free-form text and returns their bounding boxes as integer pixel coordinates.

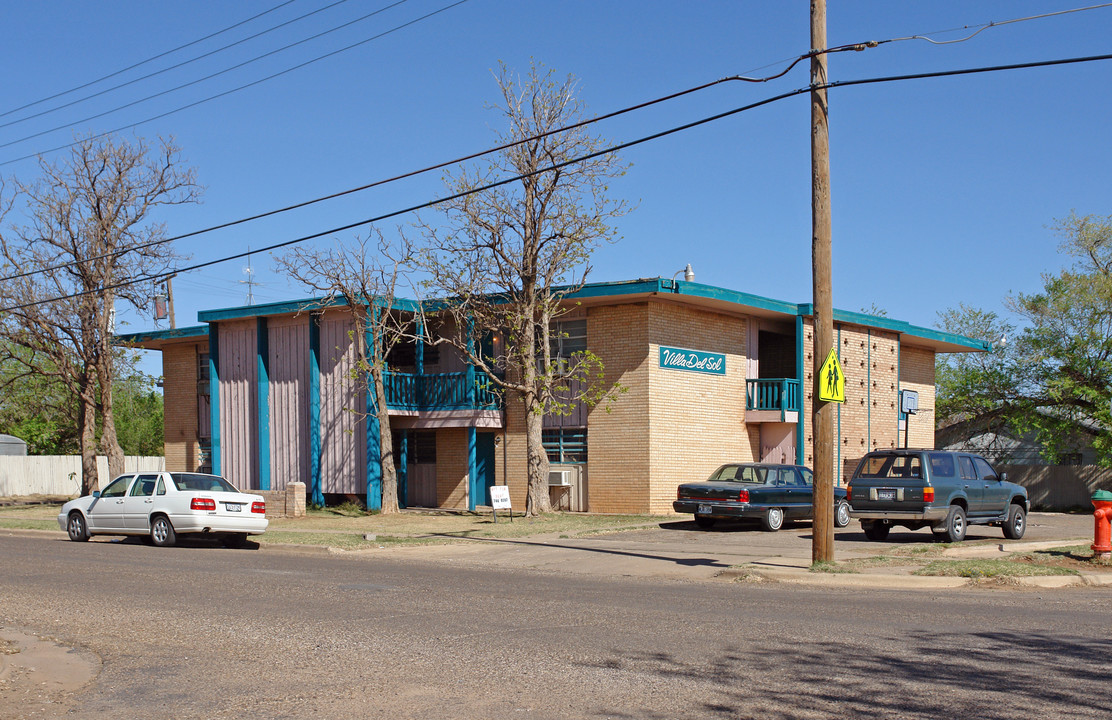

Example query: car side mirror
[92,491,101,498]
[999,472,1008,483]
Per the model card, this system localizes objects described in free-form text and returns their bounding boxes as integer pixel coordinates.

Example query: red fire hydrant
[1092,490,1112,561]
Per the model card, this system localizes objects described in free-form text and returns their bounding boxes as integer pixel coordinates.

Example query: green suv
[847,450,1029,542]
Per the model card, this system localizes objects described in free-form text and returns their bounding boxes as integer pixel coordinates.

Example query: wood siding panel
[219,320,258,489]
[268,317,310,491]
[319,312,366,494]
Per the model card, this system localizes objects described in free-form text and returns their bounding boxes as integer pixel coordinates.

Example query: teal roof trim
[114,325,208,344]
[795,304,988,351]
[197,294,422,322]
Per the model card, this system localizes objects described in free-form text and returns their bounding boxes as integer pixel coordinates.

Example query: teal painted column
[795,314,805,466]
[398,431,408,510]
[309,314,324,506]
[467,426,478,511]
[365,322,382,511]
[465,316,478,510]
[208,323,221,475]
[256,317,270,491]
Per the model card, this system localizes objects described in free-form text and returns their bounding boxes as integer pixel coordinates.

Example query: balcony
[746,378,800,423]
[383,371,502,412]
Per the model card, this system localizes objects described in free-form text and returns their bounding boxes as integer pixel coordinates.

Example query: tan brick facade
[134,282,963,517]
[899,346,936,449]
[162,341,206,472]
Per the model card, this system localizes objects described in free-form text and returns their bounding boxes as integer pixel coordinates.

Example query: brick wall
[832,325,904,483]
[162,342,205,472]
[645,301,749,514]
[585,303,651,513]
[436,428,469,509]
[900,346,936,449]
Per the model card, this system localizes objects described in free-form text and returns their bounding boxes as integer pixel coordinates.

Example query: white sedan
[58,472,268,548]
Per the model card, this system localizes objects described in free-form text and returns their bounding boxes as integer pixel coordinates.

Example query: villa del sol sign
[658,346,726,375]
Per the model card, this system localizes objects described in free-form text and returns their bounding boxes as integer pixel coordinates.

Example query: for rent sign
[658,346,726,375]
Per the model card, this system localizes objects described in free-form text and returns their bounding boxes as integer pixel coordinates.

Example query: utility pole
[810,0,835,563]
[165,274,177,329]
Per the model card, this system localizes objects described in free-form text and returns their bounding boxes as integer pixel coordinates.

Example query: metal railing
[383,371,502,411]
[745,378,800,421]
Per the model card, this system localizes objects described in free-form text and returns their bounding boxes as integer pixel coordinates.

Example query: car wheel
[761,507,784,532]
[1002,504,1026,540]
[834,501,851,528]
[223,532,249,548]
[943,505,967,543]
[863,521,890,541]
[66,512,90,542]
[150,515,177,547]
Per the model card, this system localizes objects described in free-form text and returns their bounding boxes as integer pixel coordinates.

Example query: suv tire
[1002,504,1026,540]
[863,521,890,541]
[943,505,967,543]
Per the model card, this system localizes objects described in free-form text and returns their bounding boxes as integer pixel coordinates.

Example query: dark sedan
[673,463,850,531]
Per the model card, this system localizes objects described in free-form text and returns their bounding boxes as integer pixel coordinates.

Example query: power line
[0,0,418,150]
[0,0,299,120]
[0,0,471,165]
[0,0,359,130]
[5,50,1111,314]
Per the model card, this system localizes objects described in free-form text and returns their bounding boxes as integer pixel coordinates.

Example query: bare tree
[417,62,629,516]
[274,232,417,512]
[0,135,200,493]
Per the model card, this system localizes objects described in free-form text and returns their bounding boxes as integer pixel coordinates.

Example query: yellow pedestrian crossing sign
[818,348,845,403]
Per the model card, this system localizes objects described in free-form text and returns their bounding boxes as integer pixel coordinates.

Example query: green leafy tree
[937,212,1112,465]
[1007,212,1112,463]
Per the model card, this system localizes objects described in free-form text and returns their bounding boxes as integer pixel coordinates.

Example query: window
[549,319,587,359]
[129,475,159,497]
[543,428,586,463]
[958,456,977,480]
[929,453,956,478]
[198,351,211,443]
[972,457,998,481]
[392,431,437,466]
[100,476,133,498]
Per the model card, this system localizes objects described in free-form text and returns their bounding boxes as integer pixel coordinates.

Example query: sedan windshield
[170,473,238,493]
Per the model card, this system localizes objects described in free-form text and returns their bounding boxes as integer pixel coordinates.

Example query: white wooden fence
[0,456,165,497]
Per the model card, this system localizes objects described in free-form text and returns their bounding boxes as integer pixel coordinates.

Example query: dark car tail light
[251,501,266,514]
[846,485,852,502]
[923,486,935,503]
[738,489,749,503]
[190,498,216,511]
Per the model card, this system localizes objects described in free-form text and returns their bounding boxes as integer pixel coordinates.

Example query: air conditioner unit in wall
[548,469,572,487]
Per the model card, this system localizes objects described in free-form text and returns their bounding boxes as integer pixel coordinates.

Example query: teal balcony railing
[383,371,502,411]
[745,378,800,421]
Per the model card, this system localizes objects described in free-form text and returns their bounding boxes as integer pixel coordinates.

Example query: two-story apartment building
[119,278,986,514]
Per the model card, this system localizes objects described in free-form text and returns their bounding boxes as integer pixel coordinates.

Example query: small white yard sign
[490,485,511,510]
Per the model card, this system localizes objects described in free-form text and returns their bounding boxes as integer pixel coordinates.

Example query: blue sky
[3,1,1111,376]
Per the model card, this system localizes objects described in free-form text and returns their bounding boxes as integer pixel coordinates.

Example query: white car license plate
[697,504,712,514]
[877,489,897,502]
[225,503,243,512]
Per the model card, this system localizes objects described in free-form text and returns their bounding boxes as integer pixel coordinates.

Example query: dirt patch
[0,629,100,717]
[1010,547,1112,573]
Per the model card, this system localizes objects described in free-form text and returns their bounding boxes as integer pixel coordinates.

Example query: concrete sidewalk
[339,529,1112,589]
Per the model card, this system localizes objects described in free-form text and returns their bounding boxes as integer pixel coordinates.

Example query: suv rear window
[855,454,924,479]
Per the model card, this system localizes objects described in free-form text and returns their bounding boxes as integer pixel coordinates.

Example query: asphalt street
[1,525,1110,719]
